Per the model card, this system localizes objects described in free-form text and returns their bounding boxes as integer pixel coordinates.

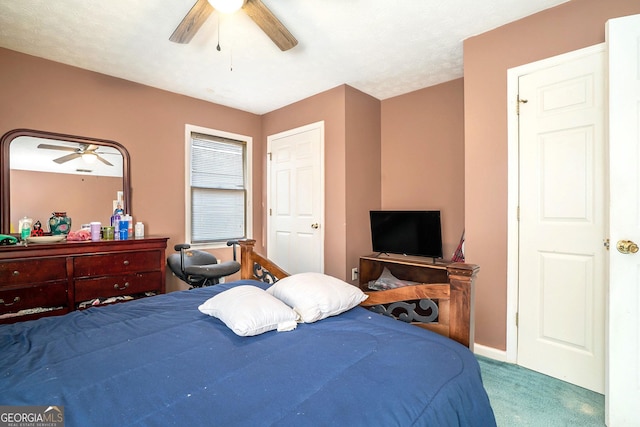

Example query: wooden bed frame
[237,239,479,350]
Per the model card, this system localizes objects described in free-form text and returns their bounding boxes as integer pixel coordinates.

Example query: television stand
[359,254,451,291]
[374,252,440,264]
[358,254,478,348]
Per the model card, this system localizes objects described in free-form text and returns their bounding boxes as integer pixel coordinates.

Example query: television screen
[369,210,443,259]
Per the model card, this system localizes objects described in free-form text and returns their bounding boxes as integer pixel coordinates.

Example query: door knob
[616,240,639,254]
[311,223,319,229]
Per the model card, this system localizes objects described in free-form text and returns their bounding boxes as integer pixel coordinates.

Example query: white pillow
[198,285,299,336]
[266,272,368,323]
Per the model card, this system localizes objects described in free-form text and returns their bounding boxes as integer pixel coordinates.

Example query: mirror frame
[0,128,131,234]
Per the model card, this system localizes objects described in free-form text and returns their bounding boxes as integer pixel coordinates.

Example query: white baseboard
[473,343,509,363]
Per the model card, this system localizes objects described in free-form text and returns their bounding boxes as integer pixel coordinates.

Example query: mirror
[1,129,131,235]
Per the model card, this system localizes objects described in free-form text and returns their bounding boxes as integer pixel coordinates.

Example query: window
[186,125,252,247]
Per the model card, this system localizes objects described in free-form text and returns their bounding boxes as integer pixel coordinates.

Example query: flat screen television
[369,210,443,259]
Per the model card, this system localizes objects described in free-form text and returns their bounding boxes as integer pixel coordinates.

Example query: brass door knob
[616,240,639,254]
[311,223,319,229]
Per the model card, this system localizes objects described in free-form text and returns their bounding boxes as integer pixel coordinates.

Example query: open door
[606,13,640,425]
[516,46,606,393]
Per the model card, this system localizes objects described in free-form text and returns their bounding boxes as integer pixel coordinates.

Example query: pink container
[90,222,101,241]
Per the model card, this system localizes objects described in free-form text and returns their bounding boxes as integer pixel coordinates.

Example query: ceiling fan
[37,143,114,166]
[170,0,298,51]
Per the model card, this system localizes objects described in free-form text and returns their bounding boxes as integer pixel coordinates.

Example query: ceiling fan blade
[96,154,114,166]
[53,153,81,164]
[170,0,214,44]
[243,0,298,51]
[37,143,77,152]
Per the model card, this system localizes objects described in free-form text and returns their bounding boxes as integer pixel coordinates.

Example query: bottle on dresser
[135,222,144,238]
[111,206,124,235]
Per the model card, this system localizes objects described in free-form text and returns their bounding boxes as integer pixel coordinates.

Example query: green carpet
[476,356,605,426]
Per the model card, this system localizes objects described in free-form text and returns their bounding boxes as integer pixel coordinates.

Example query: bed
[0,239,496,426]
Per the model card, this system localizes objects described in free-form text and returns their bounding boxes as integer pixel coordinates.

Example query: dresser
[0,236,168,324]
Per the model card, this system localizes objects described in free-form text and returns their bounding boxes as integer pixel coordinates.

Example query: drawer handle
[123,260,130,266]
[12,270,19,276]
[0,296,20,306]
[114,282,130,291]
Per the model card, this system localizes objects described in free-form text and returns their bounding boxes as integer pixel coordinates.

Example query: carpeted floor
[477,356,605,426]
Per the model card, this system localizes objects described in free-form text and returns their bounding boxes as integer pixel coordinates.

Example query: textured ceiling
[0,0,569,115]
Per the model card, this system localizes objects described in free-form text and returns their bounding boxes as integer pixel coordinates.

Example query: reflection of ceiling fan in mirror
[170,0,297,51]
[37,143,114,166]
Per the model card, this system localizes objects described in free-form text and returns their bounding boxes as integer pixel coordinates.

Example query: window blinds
[190,133,246,243]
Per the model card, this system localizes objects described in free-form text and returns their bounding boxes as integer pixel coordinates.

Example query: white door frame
[266,121,325,270]
[505,43,606,363]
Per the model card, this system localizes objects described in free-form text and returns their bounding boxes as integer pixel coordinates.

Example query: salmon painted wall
[344,86,381,283]
[261,86,347,279]
[261,85,381,282]
[0,48,262,292]
[380,79,465,260]
[0,47,409,289]
[464,0,640,349]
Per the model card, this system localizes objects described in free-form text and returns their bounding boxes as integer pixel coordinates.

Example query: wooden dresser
[0,236,168,324]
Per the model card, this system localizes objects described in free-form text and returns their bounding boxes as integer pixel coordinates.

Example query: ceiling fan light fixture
[208,0,244,14]
[82,152,98,164]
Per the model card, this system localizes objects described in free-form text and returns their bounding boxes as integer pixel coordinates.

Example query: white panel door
[267,122,324,274]
[517,49,606,393]
[607,13,640,426]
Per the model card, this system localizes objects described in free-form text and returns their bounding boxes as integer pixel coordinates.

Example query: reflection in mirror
[1,129,131,235]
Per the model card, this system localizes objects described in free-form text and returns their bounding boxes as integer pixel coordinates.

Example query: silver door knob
[311,223,319,229]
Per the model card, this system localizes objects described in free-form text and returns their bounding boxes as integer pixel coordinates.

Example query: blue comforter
[1,280,495,426]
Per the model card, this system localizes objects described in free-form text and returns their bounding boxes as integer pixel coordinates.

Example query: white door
[517,48,606,393]
[267,122,324,274]
[607,13,640,426]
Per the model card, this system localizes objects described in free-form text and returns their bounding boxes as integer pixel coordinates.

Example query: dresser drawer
[74,271,163,301]
[73,250,162,277]
[0,282,68,315]
[0,258,67,285]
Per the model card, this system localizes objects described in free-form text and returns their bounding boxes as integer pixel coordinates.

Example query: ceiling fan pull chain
[216,13,222,51]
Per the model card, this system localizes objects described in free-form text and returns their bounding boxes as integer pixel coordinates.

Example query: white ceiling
[10,136,124,177]
[0,0,569,115]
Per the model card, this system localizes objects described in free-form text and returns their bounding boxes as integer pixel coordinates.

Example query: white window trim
[184,124,253,249]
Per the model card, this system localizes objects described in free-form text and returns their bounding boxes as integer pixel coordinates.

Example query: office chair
[167,241,241,288]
